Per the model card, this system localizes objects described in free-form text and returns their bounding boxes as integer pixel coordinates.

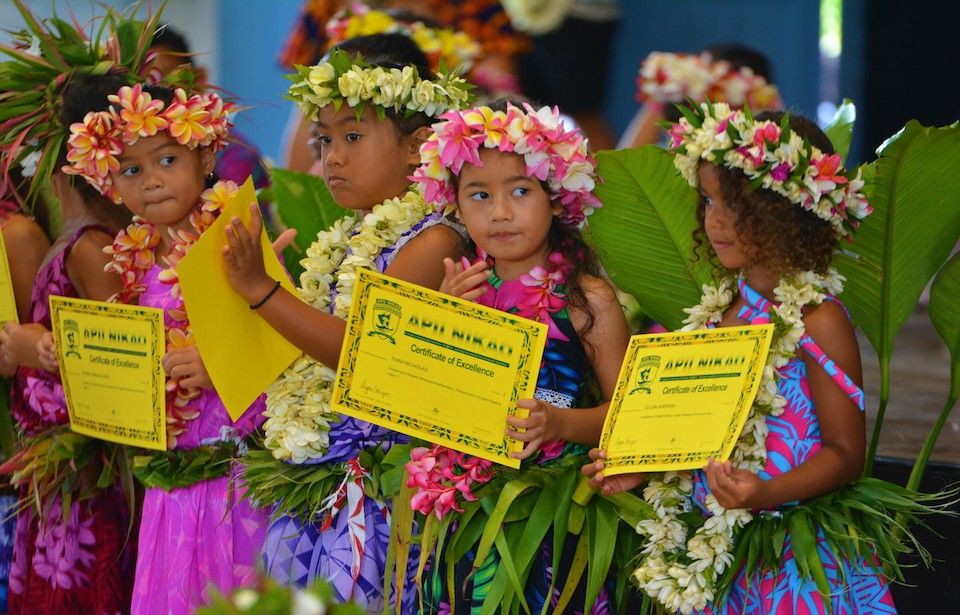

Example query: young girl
[221,49,470,609]
[1,128,134,615]
[410,99,629,613]
[58,75,270,613]
[586,104,893,613]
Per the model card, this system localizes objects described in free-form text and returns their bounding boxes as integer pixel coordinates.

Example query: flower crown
[288,48,471,123]
[637,51,782,111]
[668,102,871,238]
[412,102,601,227]
[0,0,164,211]
[325,3,481,72]
[62,84,234,202]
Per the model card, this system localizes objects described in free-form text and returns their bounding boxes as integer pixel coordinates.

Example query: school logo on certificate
[369,298,402,344]
[630,354,661,395]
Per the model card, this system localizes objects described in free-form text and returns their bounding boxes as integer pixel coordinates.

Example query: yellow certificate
[0,231,18,324]
[331,269,548,468]
[599,324,773,474]
[177,178,300,421]
[50,295,166,450]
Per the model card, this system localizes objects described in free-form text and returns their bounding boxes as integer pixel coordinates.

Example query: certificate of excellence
[0,232,17,323]
[50,295,167,450]
[331,269,548,468]
[599,324,773,474]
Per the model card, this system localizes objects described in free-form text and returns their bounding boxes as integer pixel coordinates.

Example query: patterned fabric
[216,130,269,191]
[277,0,342,68]
[0,492,18,612]
[130,264,269,615]
[261,212,445,612]
[424,277,611,615]
[691,279,896,614]
[8,225,135,615]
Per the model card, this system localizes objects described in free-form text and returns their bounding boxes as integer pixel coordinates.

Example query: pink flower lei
[104,180,239,447]
[412,102,601,228]
[63,83,234,203]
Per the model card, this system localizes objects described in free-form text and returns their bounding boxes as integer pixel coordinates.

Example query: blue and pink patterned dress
[693,278,896,614]
[261,211,449,611]
[423,272,612,614]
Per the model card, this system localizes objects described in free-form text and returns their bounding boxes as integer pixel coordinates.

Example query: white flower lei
[632,267,845,614]
[262,190,435,463]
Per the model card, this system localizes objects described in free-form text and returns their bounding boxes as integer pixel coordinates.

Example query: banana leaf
[823,99,856,165]
[832,121,960,470]
[590,146,707,331]
[907,252,960,490]
[268,167,348,281]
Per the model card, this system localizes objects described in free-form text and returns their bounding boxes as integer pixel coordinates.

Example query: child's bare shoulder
[575,273,619,306]
[399,222,465,256]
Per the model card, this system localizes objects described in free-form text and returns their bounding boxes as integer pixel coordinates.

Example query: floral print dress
[8,225,135,615]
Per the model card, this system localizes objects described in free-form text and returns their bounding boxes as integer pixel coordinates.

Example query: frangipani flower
[412,102,601,228]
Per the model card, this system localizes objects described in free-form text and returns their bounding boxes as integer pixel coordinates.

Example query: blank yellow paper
[331,269,548,468]
[177,178,300,421]
[50,295,166,450]
[599,324,773,474]
[0,231,18,324]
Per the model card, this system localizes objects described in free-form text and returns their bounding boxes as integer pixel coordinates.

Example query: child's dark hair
[151,24,193,62]
[458,97,604,347]
[331,34,435,137]
[693,111,838,276]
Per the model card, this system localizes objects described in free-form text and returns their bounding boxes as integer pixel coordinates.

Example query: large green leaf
[907,252,960,490]
[268,168,348,280]
[823,98,856,164]
[838,121,960,358]
[590,146,707,331]
[834,121,960,467]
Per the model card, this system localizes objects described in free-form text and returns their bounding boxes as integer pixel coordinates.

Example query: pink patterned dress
[693,279,896,614]
[129,264,269,614]
[8,225,135,615]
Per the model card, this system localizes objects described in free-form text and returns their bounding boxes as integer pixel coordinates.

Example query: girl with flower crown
[0,81,138,613]
[220,49,471,610]
[586,105,898,614]
[55,73,273,613]
[409,98,630,613]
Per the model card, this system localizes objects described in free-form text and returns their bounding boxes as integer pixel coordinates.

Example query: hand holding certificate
[598,325,773,474]
[331,269,548,468]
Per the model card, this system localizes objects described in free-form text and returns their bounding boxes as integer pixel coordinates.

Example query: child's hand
[703,459,767,510]
[581,449,646,496]
[162,345,213,390]
[37,332,58,372]
[506,398,562,460]
[223,204,277,305]
[0,322,45,370]
[439,257,489,302]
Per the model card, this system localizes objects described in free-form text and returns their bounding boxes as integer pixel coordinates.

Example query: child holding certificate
[586,105,900,613]
[57,75,271,613]
[0,8,161,612]
[409,99,630,612]
[220,47,470,609]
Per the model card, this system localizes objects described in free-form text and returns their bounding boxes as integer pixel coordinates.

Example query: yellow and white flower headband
[287,48,471,123]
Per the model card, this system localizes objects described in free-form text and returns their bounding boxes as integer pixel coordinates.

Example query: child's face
[312,105,417,210]
[112,134,214,227]
[699,162,753,271]
[456,150,561,274]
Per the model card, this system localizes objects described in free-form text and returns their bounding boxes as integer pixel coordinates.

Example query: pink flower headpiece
[412,102,601,227]
[636,51,782,111]
[62,84,234,202]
